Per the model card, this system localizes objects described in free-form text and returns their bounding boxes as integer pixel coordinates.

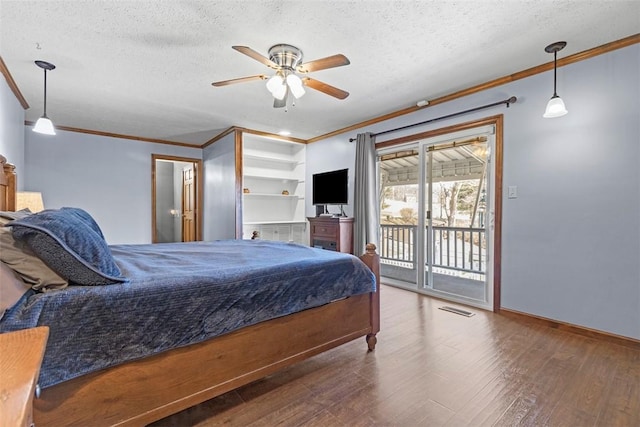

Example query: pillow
[0,226,68,291]
[0,208,32,224]
[60,207,105,239]
[10,208,125,285]
[0,227,68,290]
[0,261,32,320]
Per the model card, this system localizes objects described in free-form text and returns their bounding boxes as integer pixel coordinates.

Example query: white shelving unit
[242,134,307,244]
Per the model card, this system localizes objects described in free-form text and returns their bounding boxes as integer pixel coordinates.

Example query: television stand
[317,205,346,217]
[308,216,354,254]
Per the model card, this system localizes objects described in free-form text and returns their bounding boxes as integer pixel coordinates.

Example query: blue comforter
[0,240,376,388]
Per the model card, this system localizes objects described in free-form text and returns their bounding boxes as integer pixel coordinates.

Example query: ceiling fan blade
[232,46,279,69]
[212,75,267,87]
[296,54,350,73]
[302,77,349,100]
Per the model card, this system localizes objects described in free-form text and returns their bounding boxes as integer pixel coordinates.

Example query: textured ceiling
[1,1,639,145]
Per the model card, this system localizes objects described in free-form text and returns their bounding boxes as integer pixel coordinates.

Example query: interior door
[152,155,202,243]
[182,165,196,242]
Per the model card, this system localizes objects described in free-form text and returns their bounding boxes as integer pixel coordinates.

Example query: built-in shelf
[243,193,303,199]
[244,153,304,166]
[244,220,307,225]
[244,174,304,183]
[242,134,307,244]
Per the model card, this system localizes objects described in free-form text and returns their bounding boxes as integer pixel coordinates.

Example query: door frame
[376,115,503,312]
[151,154,203,243]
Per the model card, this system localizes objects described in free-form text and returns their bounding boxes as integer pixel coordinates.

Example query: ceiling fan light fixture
[266,73,288,100]
[286,74,305,98]
[272,81,287,100]
[266,74,284,93]
[290,84,305,99]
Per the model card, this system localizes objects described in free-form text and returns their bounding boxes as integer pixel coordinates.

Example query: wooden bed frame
[0,154,380,426]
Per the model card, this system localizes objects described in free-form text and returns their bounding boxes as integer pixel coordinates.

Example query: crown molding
[202,126,239,148]
[0,56,29,110]
[12,34,640,146]
[307,33,640,143]
[202,126,307,148]
[24,121,199,148]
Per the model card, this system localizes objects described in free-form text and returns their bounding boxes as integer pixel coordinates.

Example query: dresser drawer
[310,222,337,238]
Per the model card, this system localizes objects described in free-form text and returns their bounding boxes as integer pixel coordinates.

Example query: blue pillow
[10,208,124,285]
[60,207,105,239]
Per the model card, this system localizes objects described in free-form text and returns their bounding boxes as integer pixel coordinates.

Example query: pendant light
[543,41,568,118]
[33,60,57,135]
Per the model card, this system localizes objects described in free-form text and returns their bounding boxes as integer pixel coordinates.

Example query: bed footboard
[33,245,380,427]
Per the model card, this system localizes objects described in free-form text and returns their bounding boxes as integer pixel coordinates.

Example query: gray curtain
[353,132,379,255]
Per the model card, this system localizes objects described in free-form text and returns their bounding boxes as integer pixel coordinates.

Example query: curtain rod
[349,96,517,142]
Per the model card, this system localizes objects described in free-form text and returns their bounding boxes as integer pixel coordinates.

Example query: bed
[0,154,380,426]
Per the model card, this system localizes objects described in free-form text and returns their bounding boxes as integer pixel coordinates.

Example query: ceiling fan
[212,44,350,108]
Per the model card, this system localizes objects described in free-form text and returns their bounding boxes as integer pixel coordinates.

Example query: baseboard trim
[500,308,640,350]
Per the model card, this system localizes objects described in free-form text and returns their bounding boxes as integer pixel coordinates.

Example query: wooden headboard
[0,154,17,211]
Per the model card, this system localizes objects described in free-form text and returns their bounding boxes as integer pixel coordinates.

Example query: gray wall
[307,44,640,340]
[24,128,201,244]
[306,138,355,218]
[202,132,237,241]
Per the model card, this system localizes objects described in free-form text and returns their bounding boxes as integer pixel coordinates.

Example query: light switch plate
[508,185,518,199]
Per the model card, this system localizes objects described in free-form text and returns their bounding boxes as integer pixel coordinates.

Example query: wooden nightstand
[0,327,49,427]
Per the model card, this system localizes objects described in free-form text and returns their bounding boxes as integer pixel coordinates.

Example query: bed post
[1,154,17,211]
[359,243,380,351]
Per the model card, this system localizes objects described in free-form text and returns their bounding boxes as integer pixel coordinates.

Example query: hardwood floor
[151,285,640,426]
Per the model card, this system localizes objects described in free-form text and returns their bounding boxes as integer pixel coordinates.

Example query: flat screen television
[312,168,348,205]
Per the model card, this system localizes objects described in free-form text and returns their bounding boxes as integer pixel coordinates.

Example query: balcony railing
[380,224,486,274]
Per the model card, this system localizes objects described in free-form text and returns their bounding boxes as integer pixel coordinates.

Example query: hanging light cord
[42,68,48,117]
[552,50,558,97]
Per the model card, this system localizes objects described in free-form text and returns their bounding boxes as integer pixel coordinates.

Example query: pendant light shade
[543,41,568,118]
[33,60,57,135]
[33,116,56,135]
[544,95,568,119]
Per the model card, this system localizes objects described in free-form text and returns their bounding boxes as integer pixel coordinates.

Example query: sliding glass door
[421,136,491,303]
[379,125,495,309]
